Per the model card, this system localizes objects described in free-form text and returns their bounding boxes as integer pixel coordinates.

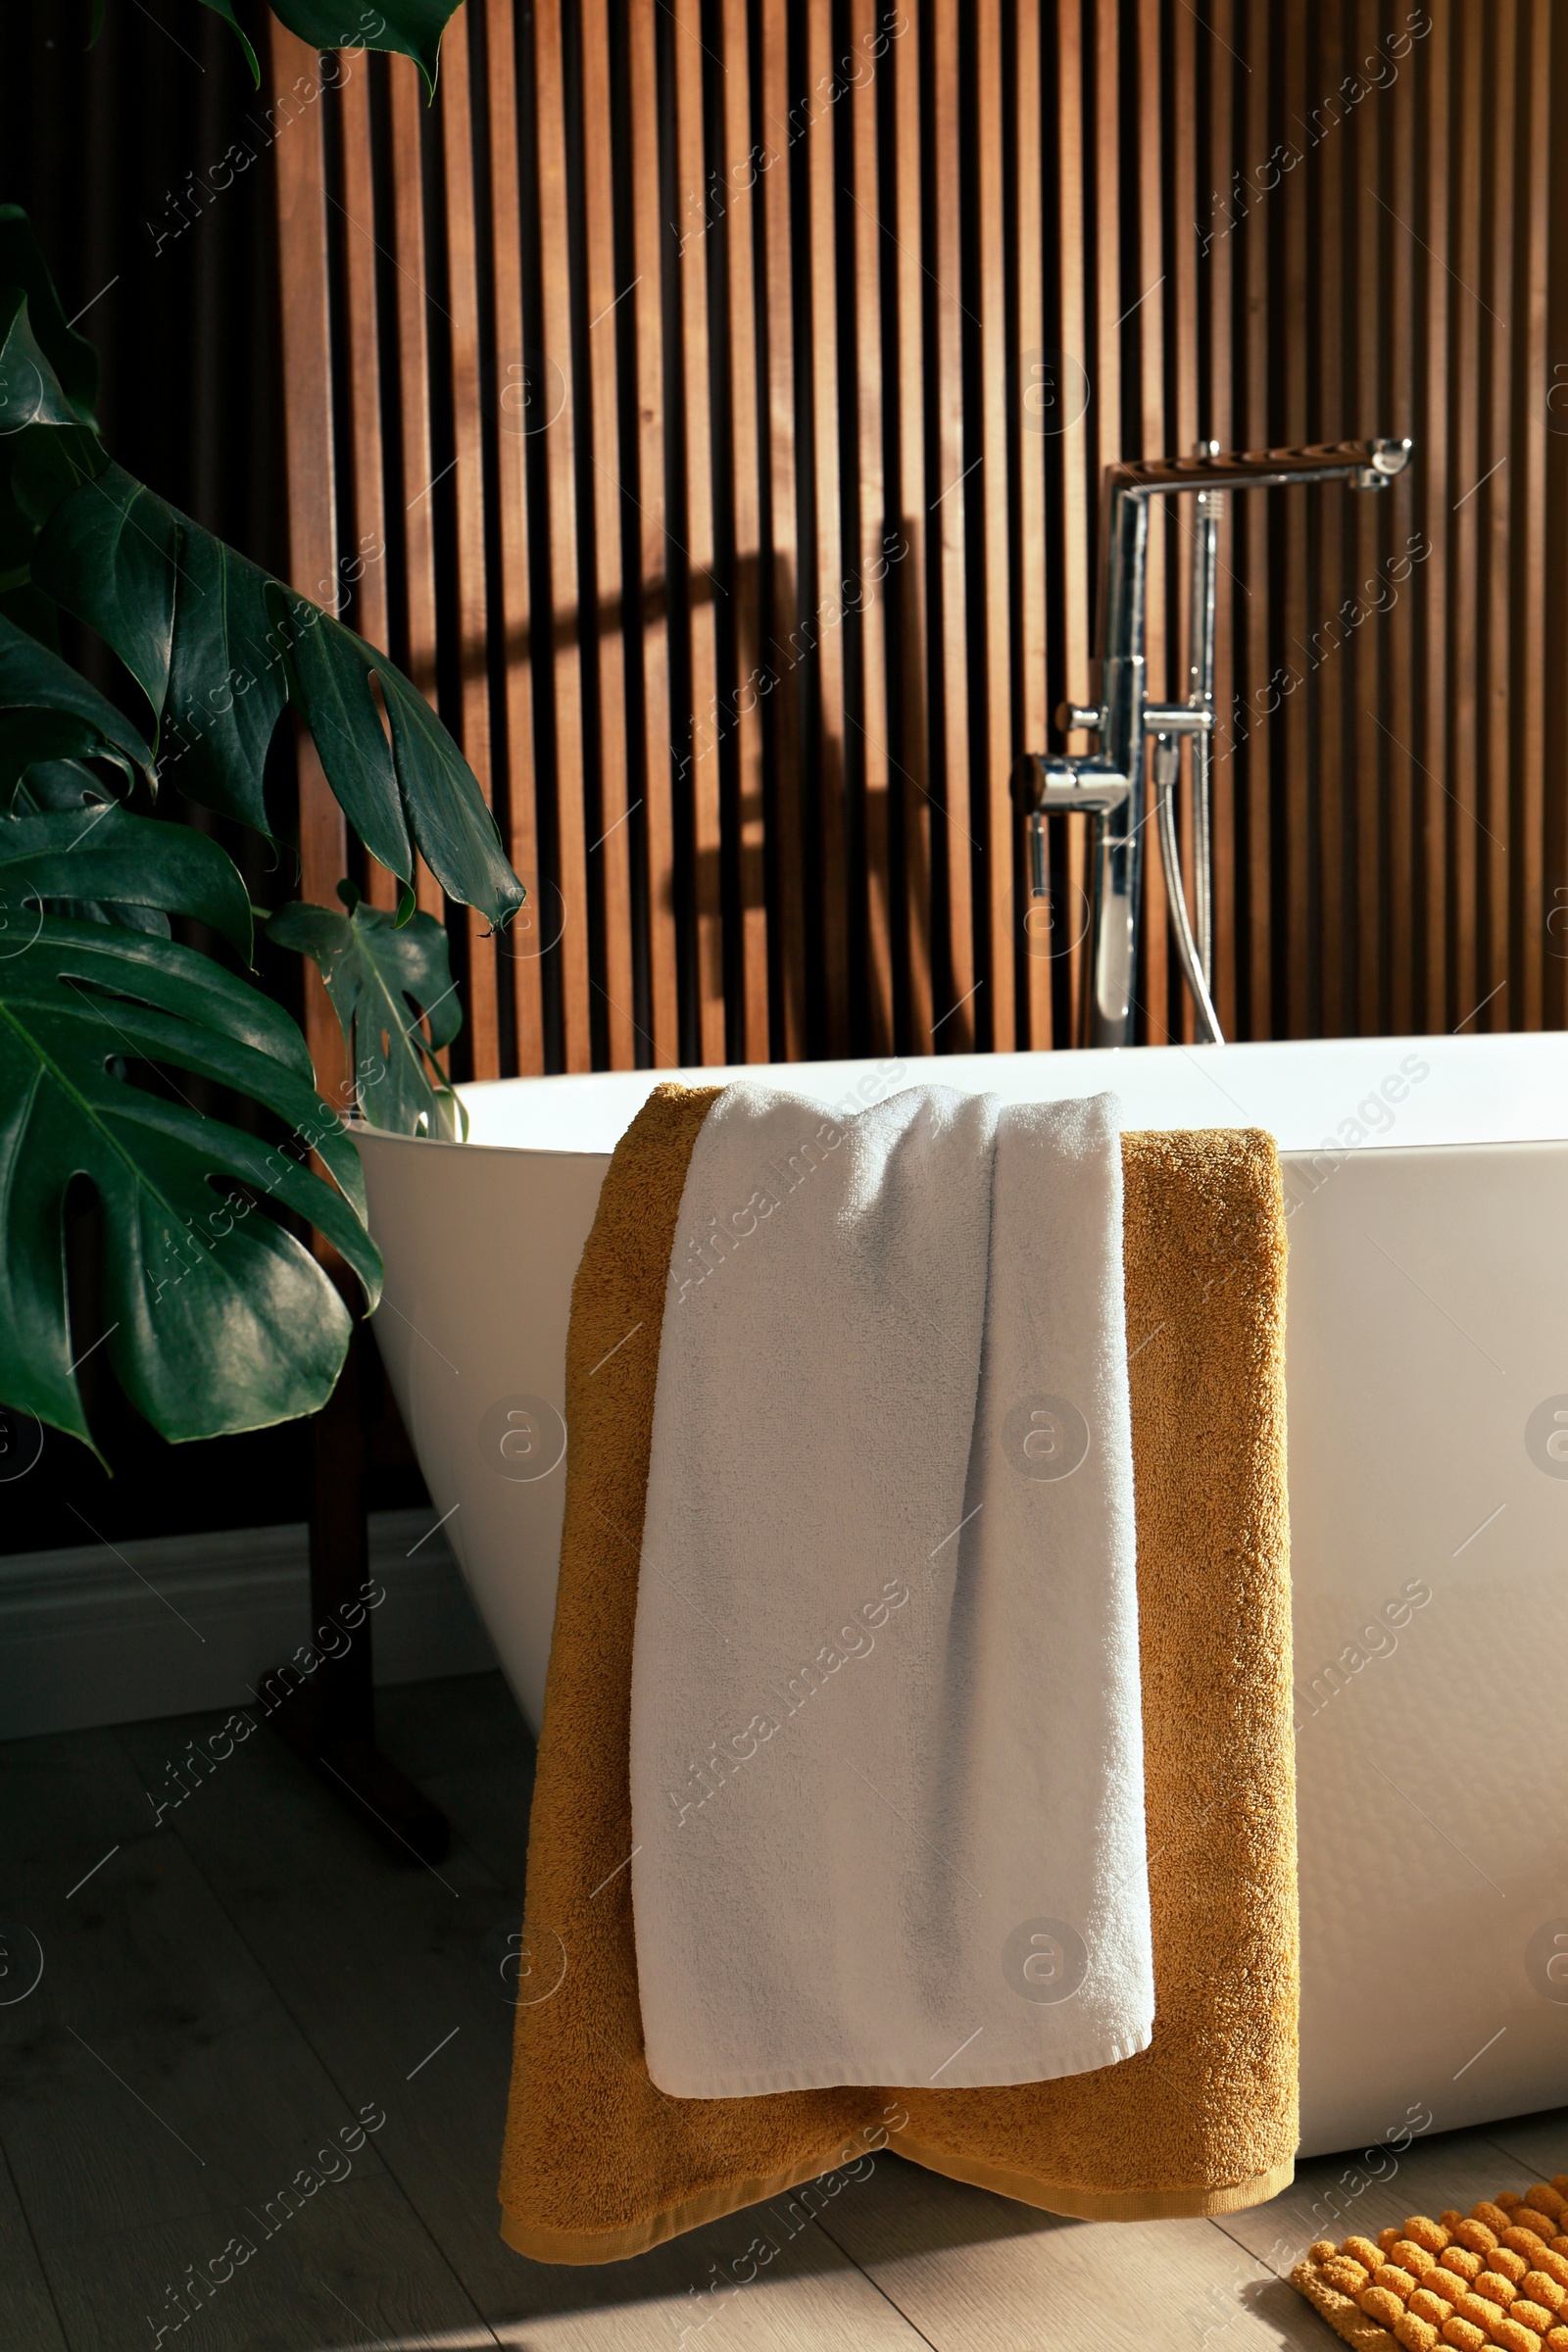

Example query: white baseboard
[0,1510,500,1741]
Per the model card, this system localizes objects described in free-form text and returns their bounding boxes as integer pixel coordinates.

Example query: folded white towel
[628,1082,1152,2096]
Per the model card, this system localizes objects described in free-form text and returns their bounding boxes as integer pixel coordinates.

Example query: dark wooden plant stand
[264,1318,451,1865]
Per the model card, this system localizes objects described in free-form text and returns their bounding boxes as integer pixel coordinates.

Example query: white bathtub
[356,1031,1568,2162]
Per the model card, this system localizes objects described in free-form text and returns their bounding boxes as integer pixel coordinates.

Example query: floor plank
[41,2173,498,2352]
[0,1727,398,2254]
[372,1673,536,1898]
[817,2153,1326,2351]
[1477,2104,1568,2182]
[114,1698,930,2343]
[11,1670,1568,2352]
[0,2138,69,2349]
[1213,2122,1536,2277]
[111,1701,528,2314]
[488,2203,933,2351]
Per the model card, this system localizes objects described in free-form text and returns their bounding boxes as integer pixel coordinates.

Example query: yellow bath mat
[1295,2183,1568,2351]
[498,1083,1298,2262]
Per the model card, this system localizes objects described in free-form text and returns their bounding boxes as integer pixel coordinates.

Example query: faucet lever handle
[1142,705,1214,736]
[1055,701,1102,735]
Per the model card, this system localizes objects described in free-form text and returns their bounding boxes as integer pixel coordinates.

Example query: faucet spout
[1015,436,1415,1050]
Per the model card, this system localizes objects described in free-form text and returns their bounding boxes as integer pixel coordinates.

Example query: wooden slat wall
[272,0,1566,1074]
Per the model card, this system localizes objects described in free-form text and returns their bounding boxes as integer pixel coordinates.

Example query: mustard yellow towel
[499,1084,1297,2262]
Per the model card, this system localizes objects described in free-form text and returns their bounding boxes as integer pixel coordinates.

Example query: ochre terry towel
[499,1083,1298,2262]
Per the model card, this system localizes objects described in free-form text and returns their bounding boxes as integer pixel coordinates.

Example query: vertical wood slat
[1240,0,1273,1042]
[1450,0,1485,1031]
[437,6,501,1081]
[1090,0,1122,1040]
[626,0,680,1066]
[269,0,1563,1089]
[335,64,394,923]
[386,57,445,921]
[578,0,637,1068]
[974,0,1014,1053]
[1420,1,1453,1036]
[806,0,850,1054]
[719,0,770,1064]
[1386,0,1417,1040]
[1169,0,1199,1052]
[1485,1,1518,1034]
[851,0,895,1057]
[891,0,934,1052]
[483,0,545,1076]
[1519,0,1551,1034]
[1014,0,1051,1052]
[269,21,347,1099]
[930,0,975,1047]
[1351,0,1383,1035]
[1132,0,1168,1046]
[1054,0,1092,1049]
[669,0,725,1063]
[531,0,592,1070]
[1316,0,1353,1044]
[1282,0,1315,1045]
[1204,0,1238,1046]
[757,3,807,1062]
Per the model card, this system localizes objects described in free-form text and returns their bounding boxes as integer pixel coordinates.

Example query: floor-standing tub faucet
[1014,436,1414,1048]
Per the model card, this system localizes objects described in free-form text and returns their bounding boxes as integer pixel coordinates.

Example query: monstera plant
[94,0,461,91]
[0,192,515,1464]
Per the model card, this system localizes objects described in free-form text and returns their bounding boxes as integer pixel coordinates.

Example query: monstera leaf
[0,611,155,803]
[93,0,460,96]
[0,800,253,951]
[0,811,381,1454]
[0,218,523,929]
[24,464,522,925]
[270,885,466,1140]
[0,263,105,586]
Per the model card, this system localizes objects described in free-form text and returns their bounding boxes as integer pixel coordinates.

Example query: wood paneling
[273,0,1567,1072]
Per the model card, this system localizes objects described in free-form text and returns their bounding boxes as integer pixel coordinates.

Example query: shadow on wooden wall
[234,0,1568,1075]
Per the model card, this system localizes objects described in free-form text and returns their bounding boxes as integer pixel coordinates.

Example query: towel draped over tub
[633,1082,1154,2099]
[499,1083,1298,2263]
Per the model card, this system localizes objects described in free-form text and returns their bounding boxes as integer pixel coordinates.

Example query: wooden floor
[1,1670,1562,2352]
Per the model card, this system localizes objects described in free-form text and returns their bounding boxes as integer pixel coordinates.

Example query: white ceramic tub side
[355,1031,1568,2159]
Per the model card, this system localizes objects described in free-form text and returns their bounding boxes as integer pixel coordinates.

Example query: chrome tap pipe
[1014,435,1413,1049]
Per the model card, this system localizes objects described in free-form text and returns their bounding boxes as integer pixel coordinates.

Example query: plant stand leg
[264,1323,451,1865]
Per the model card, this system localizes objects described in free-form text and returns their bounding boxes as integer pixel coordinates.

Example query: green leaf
[0,217,106,584]
[30,462,180,728]
[376,657,523,924]
[271,0,457,93]
[0,290,106,576]
[159,524,288,833]
[0,804,253,961]
[0,210,101,419]
[0,215,522,930]
[0,289,84,438]
[177,0,460,94]
[266,587,412,882]
[193,0,260,82]
[269,891,466,1140]
[269,586,523,927]
[0,612,154,801]
[0,914,380,1454]
[14,762,171,938]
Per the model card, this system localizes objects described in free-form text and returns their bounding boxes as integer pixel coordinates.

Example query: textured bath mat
[1293,2181,1568,2351]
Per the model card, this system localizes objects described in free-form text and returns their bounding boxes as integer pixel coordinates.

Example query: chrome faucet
[1014,436,1414,1048]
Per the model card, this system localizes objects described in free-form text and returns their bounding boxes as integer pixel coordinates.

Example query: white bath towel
[628,1083,1152,2096]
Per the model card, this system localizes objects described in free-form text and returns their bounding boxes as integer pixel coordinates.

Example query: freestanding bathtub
[356,1030,1568,2162]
